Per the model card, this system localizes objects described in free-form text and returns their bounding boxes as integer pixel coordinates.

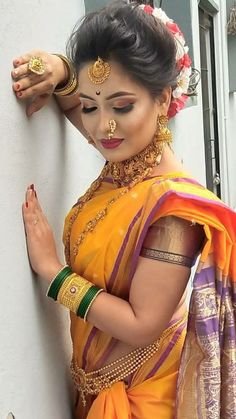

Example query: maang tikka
[88,57,111,84]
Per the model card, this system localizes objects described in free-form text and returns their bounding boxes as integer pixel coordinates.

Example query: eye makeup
[81,106,97,113]
[113,103,134,113]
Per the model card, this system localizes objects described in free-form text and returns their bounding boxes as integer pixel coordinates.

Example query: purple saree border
[129,190,172,282]
[145,320,187,380]
[108,207,143,291]
[82,326,99,369]
[94,339,118,370]
[82,209,142,368]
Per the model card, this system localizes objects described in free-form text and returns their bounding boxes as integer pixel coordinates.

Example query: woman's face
[78,60,171,162]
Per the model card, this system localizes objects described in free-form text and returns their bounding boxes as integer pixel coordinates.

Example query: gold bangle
[57,273,93,313]
[53,54,79,96]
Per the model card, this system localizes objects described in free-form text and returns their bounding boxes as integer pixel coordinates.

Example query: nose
[97,111,110,138]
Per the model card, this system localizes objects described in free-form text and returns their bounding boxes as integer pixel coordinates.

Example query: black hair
[67,0,178,98]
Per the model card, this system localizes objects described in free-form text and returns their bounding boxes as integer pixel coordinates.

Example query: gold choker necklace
[64,121,172,263]
[108,134,164,187]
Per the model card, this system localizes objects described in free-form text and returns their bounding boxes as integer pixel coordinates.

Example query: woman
[11,1,236,418]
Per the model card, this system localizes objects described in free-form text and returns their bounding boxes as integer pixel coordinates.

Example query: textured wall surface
[0,1,103,418]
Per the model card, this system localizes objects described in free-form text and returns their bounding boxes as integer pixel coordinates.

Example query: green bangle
[47,266,72,300]
[76,286,101,318]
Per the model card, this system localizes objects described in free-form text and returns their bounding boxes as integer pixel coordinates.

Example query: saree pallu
[63,172,236,418]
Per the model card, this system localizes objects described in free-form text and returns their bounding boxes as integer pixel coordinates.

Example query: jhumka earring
[156,115,172,145]
[108,120,117,140]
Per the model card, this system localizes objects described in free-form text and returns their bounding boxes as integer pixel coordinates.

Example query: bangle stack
[53,54,79,96]
[47,266,103,321]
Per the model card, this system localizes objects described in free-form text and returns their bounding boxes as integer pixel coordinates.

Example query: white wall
[171,0,206,186]
[1,0,234,417]
[228,92,236,209]
[0,1,103,418]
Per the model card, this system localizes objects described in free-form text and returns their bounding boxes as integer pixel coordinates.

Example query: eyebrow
[79,91,136,101]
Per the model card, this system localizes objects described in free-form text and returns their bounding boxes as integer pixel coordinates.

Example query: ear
[154,87,172,115]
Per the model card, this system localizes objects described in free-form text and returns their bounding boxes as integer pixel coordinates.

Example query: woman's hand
[22,185,63,282]
[11,50,68,117]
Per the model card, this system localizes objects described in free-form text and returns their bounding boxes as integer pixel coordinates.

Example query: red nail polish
[17,91,22,97]
[25,202,28,208]
[30,184,34,190]
[15,83,20,90]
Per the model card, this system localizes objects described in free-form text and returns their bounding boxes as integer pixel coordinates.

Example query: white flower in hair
[152,8,173,24]
[173,67,192,98]
[140,4,192,117]
[175,33,186,60]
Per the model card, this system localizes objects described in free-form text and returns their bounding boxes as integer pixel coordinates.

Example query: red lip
[100,138,124,149]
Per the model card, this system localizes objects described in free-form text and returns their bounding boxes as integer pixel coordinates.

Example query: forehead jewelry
[88,57,111,84]
[96,91,101,95]
[108,120,117,140]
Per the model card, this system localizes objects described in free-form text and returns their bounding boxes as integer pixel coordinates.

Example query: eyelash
[81,104,134,114]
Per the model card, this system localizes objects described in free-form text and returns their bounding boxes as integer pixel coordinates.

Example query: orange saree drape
[63,172,236,418]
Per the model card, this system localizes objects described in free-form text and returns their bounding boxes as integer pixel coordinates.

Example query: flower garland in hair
[140,4,192,119]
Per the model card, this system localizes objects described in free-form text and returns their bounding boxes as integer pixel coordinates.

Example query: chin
[98,149,132,163]
[99,148,144,163]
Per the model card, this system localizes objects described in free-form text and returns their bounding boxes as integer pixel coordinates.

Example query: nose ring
[108,120,117,140]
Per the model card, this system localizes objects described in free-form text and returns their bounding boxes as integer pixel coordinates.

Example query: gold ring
[33,218,39,225]
[28,56,45,75]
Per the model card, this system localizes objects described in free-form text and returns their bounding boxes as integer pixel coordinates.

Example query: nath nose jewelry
[108,120,117,140]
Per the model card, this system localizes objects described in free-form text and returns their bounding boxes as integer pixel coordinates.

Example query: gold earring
[108,120,117,140]
[156,115,172,145]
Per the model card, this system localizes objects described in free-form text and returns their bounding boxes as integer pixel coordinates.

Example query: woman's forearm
[86,291,164,348]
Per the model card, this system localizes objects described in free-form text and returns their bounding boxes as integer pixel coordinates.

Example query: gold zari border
[141,247,193,267]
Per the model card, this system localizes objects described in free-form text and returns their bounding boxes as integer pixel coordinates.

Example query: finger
[25,185,45,215]
[15,80,54,100]
[12,73,45,93]
[26,94,51,117]
[11,63,29,79]
[13,51,43,68]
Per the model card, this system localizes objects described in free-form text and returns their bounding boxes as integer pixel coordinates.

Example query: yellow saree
[63,172,236,418]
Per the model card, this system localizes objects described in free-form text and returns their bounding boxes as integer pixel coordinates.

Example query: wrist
[53,54,79,96]
[42,262,64,283]
[53,54,69,87]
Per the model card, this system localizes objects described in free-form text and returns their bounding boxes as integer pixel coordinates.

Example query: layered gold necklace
[64,126,171,264]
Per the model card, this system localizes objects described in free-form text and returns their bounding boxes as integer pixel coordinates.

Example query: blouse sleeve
[140,215,205,268]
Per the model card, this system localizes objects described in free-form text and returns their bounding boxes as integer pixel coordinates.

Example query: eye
[113,104,134,113]
[81,106,97,114]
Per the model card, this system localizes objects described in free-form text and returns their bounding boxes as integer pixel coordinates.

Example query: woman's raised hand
[11,50,68,117]
[22,184,63,282]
